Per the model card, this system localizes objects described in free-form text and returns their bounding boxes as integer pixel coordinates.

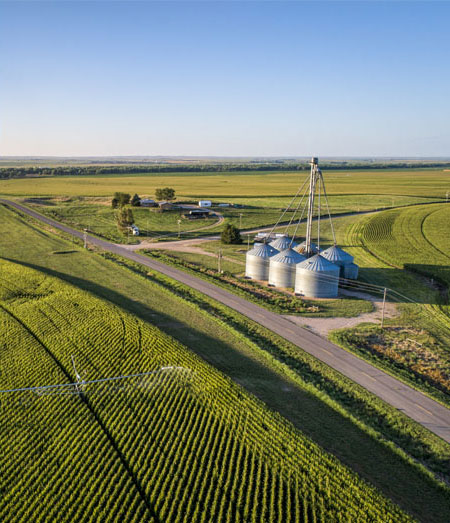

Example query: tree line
[2,161,449,179]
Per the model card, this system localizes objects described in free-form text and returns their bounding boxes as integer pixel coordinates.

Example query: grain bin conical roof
[270,248,305,265]
[320,245,353,265]
[269,236,297,251]
[247,243,279,258]
[294,241,319,255]
[296,254,339,272]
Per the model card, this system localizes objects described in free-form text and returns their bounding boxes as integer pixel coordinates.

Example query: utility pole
[177,219,182,239]
[446,191,449,203]
[218,249,222,274]
[247,234,250,251]
[380,287,387,328]
[83,229,87,249]
[239,213,243,229]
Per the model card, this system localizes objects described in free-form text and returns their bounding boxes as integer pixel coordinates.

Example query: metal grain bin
[294,241,319,256]
[342,262,359,280]
[295,254,340,298]
[321,245,359,279]
[269,235,297,251]
[245,243,279,281]
[268,248,306,288]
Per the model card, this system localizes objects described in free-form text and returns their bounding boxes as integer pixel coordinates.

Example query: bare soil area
[283,288,398,337]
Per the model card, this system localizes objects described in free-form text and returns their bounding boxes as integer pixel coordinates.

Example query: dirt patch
[283,288,398,337]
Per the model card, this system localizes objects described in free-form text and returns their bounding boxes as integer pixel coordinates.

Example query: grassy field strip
[0,259,413,522]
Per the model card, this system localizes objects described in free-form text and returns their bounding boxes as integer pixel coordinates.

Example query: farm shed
[140,198,156,207]
[158,201,174,211]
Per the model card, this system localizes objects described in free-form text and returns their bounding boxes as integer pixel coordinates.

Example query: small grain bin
[295,254,340,298]
[321,245,359,280]
[269,235,297,251]
[268,248,306,288]
[295,241,319,256]
[245,243,279,281]
[343,262,359,279]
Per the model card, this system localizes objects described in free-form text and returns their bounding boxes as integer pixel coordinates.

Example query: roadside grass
[1,203,450,520]
[156,249,244,274]
[145,249,374,318]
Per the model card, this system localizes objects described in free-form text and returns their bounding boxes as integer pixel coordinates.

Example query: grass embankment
[328,204,450,407]
[2,259,413,522]
[1,203,449,522]
[146,249,373,318]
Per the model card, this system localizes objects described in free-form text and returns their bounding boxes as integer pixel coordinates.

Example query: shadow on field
[4,258,450,522]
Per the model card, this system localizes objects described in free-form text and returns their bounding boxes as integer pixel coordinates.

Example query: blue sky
[1,1,449,157]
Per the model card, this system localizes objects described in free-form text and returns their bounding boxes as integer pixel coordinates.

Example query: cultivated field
[1,168,448,236]
[331,204,450,404]
[0,259,411,522]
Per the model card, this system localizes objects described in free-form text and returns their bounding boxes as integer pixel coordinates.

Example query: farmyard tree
[116,207,134,234]
[131,194,141,206]
[112,192,131,208]
[221,222,242,244]
[155,187,175,201]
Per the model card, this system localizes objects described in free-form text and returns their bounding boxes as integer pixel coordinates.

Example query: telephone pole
[218,249,222,274]
[380,287,387,328]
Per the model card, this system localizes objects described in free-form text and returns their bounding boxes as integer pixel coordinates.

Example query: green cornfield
[0,259,411,522]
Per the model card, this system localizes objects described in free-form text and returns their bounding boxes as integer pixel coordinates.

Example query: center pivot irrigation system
[0,358,191,397]
[245,157,359,298]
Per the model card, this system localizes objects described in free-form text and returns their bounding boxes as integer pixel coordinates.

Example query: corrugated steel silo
[245,243,279,281]
[268,248,306,288]
[269,235,297,251]
[343,262,359,279]
[295,254,340,298]
[294,241,319,256]
[321,245,359,279]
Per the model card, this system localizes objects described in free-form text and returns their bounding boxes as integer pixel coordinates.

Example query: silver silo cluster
[244,157,358,298]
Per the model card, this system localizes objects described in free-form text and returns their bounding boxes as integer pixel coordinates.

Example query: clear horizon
[1,1,449,157]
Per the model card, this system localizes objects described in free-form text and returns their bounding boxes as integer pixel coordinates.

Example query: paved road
[3,198,450,444]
